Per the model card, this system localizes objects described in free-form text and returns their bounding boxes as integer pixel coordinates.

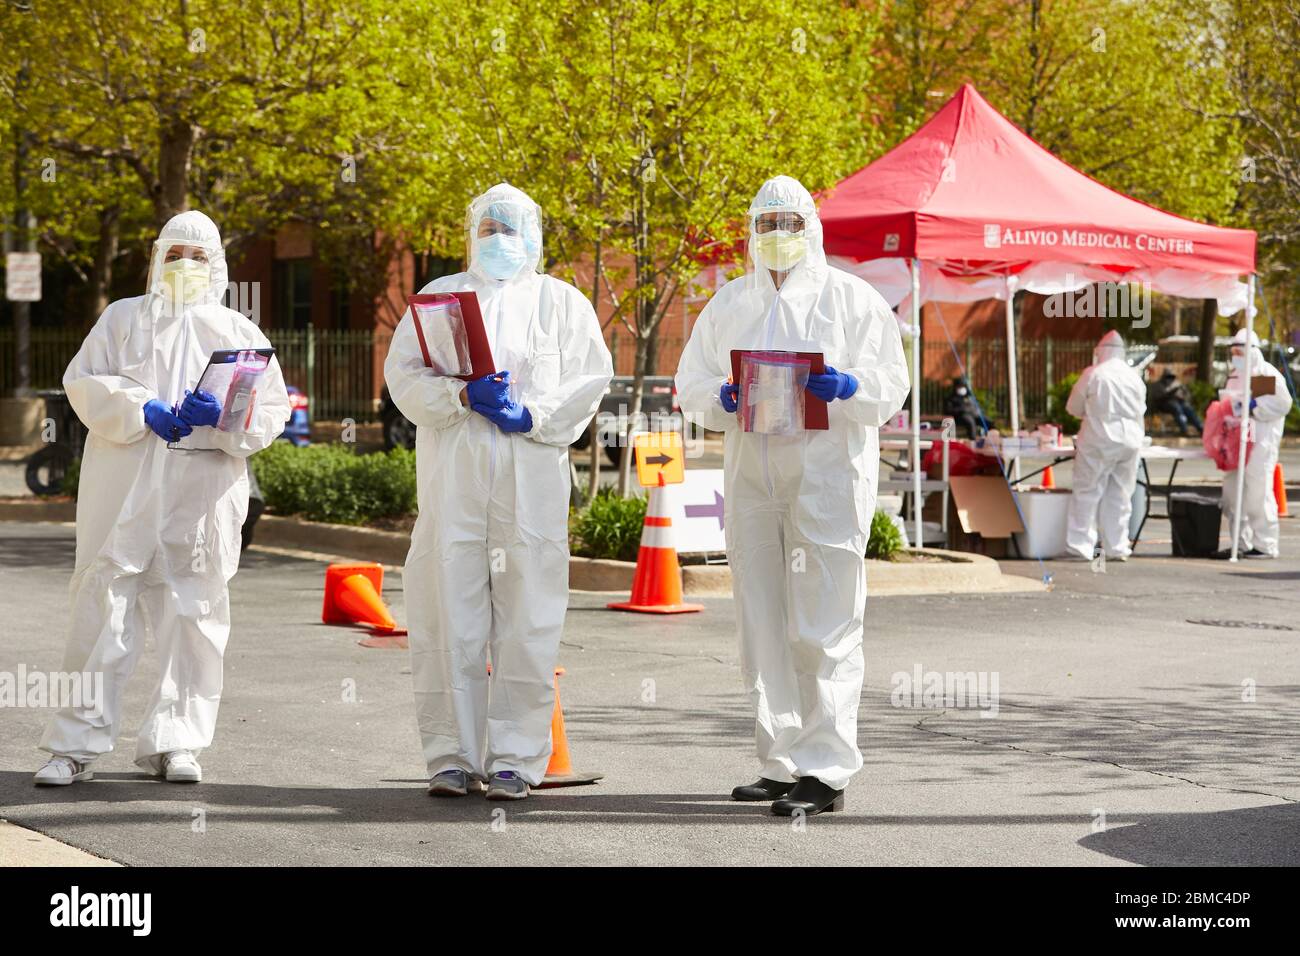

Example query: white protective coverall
[40,211,290,771]
[384,184,613,786]
[1065,331,1147,560]
[1222,332,1291,556]
[674,176,909,791]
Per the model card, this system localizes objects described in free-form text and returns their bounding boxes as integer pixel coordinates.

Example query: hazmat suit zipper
[759,289,782,497]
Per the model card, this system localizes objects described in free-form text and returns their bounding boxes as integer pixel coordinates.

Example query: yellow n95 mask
[753,230,808,272]
[160,259,211,305]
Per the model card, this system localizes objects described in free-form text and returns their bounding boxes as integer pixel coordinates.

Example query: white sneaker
[162,750,202,783]
[34,756,93,787]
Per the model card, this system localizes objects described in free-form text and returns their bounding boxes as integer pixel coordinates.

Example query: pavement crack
[911,711,1300,804]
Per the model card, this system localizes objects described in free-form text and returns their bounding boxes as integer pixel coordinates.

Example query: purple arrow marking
[684,491,725,530]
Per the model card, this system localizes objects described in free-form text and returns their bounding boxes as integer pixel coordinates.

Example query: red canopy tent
[816,83,1258,554]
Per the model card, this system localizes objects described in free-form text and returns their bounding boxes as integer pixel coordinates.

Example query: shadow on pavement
[1079,802,1300,865]
[0,532,76,569]
[0,771,876,824]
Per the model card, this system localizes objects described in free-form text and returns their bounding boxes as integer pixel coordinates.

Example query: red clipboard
[730,349,828,430]
[408,291,495,381]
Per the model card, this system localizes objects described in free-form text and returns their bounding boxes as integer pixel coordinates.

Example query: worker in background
[1065,330,1147,562]
[943,376,986,438]
[1220,329,1291,558]
[1149,368,1202,437]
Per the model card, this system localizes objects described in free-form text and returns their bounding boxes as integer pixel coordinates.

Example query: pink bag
[1203,398,1252,471]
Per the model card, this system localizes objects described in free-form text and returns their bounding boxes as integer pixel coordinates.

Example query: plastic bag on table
[739,351,811,435]
[411,294,473,377]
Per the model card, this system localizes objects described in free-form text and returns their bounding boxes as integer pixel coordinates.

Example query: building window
[276,259,313,329]
[332,284,351,330]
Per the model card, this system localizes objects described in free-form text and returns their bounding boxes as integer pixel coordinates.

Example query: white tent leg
[1229,275,1256,563]
[1005,275,1021,481]
[911,258,923,549]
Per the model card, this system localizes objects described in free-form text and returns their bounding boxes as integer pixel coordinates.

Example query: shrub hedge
[250,441,417,525]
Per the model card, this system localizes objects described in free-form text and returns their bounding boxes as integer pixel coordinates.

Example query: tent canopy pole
[911,258,923,549]
[1229,275,1256,562]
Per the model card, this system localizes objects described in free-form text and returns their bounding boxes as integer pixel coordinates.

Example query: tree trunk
[588,239,603,499]
[1196,298,1217,382]
[154,117,195,225]
[9,121,34,397]
[88,206,120,324]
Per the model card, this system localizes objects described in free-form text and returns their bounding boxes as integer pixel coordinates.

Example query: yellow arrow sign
[633,431,685,487]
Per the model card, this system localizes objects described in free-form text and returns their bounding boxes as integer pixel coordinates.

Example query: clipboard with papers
[167,348,275,450]
[729,349,829,431]
[408,291,495,380]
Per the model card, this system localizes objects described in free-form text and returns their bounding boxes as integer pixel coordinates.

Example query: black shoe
[771,777,844,816]
[731,777,794,802]
[1244,548,1273,559]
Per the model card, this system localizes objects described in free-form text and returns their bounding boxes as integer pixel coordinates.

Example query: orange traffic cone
[1041,465,1055,489]
[537,667,603,788]
[1274,462,1290,518]
[322,562,400,632]
[607,486,704,614]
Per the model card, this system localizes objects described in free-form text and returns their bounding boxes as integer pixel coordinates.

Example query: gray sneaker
[486,771,529,801]
[427,769,483,797]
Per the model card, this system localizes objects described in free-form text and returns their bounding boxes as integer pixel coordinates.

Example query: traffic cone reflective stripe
[1274,462,1290,518]
[608,487,703,614]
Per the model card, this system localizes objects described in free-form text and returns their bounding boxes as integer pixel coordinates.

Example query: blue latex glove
[179,389,222,427]
[806,365,858,402]
[143,399,193,442]
[720,381,739,413]
[466,371,511,410]
[1249,397,1258,412]
[473,401,533,434]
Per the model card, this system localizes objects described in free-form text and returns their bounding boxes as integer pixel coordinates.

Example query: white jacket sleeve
[383,307,471,431]
[841,296,911,427]
[675,298,736,433]
[525,283,614,448]
[63,301,152,446]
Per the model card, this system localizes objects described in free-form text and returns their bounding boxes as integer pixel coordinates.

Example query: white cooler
[1013,488,1072,558]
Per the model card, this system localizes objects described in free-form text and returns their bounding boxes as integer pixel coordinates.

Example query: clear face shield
[749,211,810,275]
[147,242,221,309]
[466,191,543,282]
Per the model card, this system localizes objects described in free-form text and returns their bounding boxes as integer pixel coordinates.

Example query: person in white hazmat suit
[1220,329,1291,558]
[384,184,612,802]
[1065,330,1147,562]
[675,176,909,816]
[35,211,290,787]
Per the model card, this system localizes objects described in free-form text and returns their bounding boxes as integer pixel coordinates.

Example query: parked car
[380,376,683,466]
[283,385,311,446]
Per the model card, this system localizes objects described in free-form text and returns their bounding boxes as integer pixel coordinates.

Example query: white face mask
[752,230,808,272]
[477,232,529,280]
[160,258,211,305]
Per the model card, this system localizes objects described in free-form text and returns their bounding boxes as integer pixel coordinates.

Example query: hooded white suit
[40,211,290,771]
[1223,331,1291,556]
[675,176,909,791]
[384,184,613,786]
[1065,331,1147,560]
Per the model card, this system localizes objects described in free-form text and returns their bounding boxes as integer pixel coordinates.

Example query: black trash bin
[1169,493,1220,557]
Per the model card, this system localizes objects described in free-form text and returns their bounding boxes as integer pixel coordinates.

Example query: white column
[911,258,923,549]
[1229,276,1256,562]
